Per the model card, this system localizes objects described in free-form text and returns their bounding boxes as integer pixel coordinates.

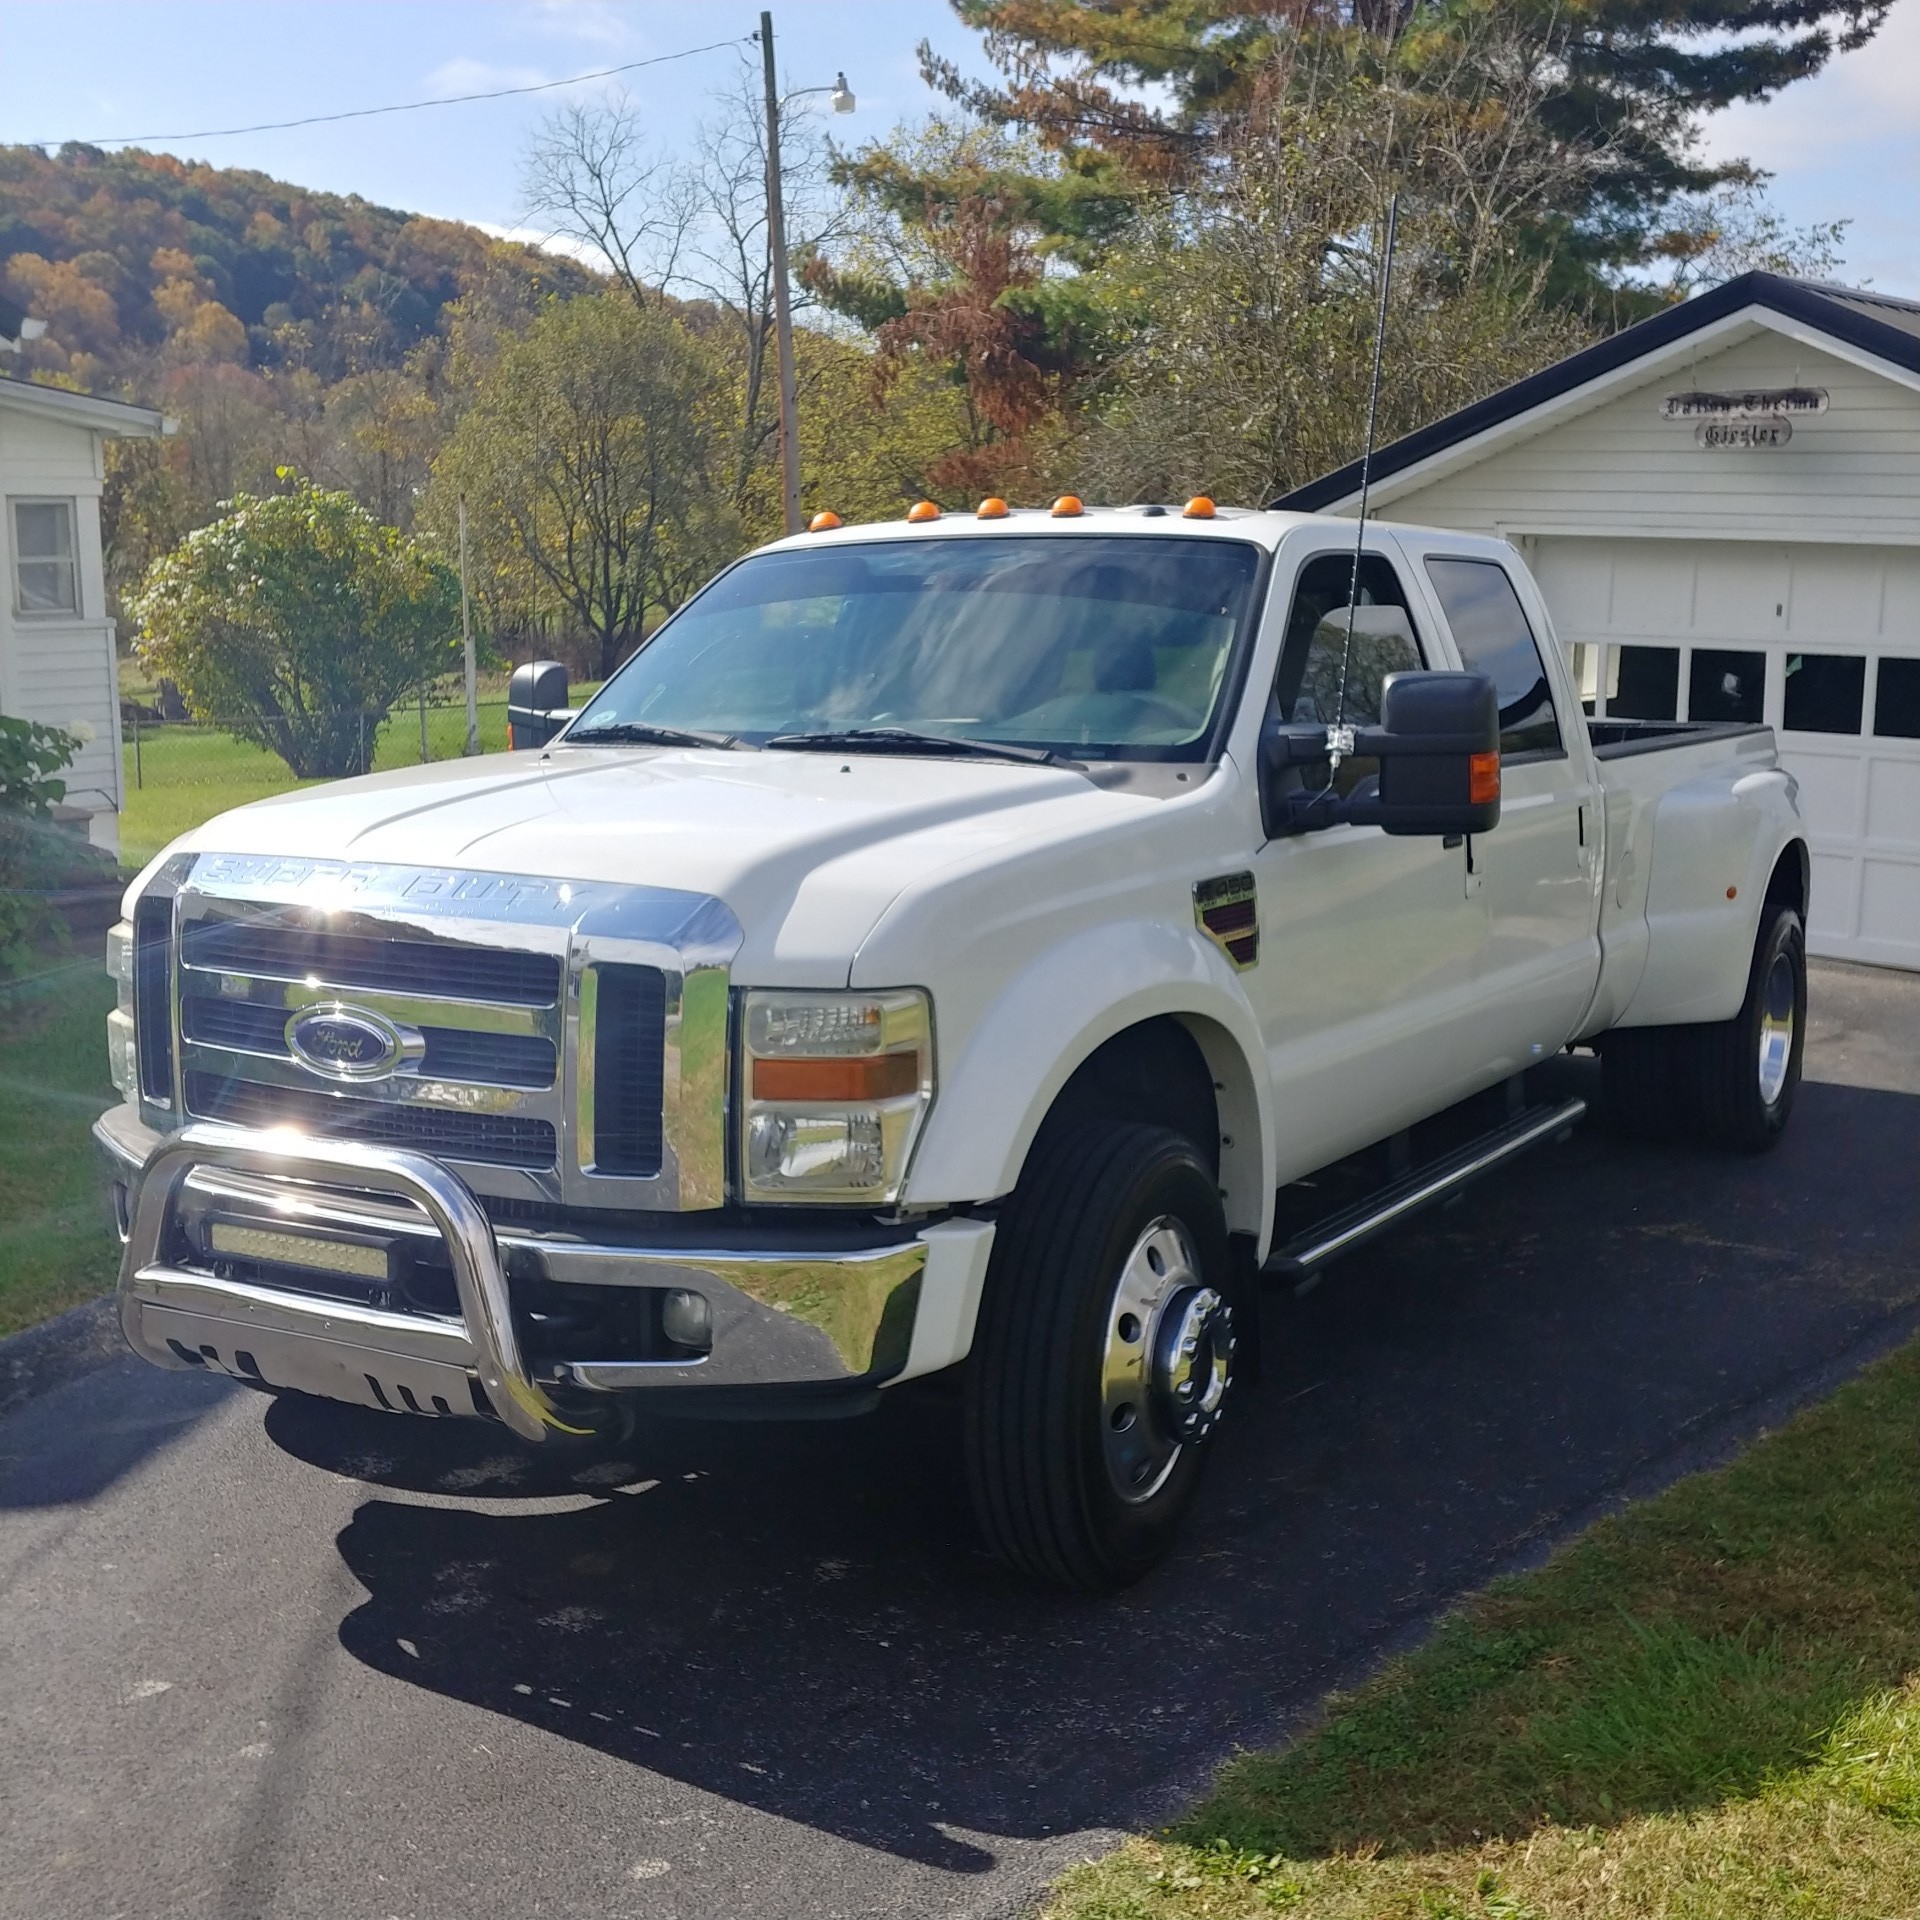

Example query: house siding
[1377,331,1920,548]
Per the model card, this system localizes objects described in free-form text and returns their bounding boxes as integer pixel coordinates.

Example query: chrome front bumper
[96,1107,993,1440]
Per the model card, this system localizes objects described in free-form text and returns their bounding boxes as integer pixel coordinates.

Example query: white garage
[1278,272,1920,971]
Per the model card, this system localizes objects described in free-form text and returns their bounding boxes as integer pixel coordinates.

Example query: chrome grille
[181,918,561,1005]
[186,1072,559,1167]
[155,855,741,1211]
[177,904,569,1176]
[180,993,558,1090]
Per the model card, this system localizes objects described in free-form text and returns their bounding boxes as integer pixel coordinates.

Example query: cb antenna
[1330,190,1400,767]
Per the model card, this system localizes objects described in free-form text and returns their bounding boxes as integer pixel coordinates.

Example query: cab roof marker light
[808,510,842,532]
[1050,495,1084,517]
[1183,495,1217,519]
[906,500,942,522]
[976,496,1009,519]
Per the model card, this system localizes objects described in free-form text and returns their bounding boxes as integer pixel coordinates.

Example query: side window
[1272,552,1426,797]
[10,499,79,616]
[1424,558,1562,758]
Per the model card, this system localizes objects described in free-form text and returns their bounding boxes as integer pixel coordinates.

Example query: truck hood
[170,744,1150,982]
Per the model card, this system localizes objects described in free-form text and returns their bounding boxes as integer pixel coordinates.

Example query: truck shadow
[267,1066,1920,1870]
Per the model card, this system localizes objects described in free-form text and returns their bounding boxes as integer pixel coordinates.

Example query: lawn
[118,689,605,870]
[0,948,121,1336]
[1049,1340,1920,1920]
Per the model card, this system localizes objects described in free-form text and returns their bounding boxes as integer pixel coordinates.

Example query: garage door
[1529,537,1920,971]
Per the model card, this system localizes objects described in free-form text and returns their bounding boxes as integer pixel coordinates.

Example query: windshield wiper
[763,726,1068,767]
[562,721,751,751]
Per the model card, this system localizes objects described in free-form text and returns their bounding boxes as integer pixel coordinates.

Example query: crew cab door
[1414,551,1603,1060]
[1244,546,1494,1184]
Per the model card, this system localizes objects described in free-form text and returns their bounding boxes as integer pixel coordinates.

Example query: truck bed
[1585,717,1770,761]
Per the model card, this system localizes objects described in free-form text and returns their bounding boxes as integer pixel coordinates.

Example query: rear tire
[1687,905,1806,1152]
[1599,906,1806,1153]
[963,1123,1237,1591]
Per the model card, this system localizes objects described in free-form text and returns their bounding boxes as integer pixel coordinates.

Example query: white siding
[1380,328,1920,549]
[1,399,121,827]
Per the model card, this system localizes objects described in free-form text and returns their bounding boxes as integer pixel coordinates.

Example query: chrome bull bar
[119,1123,577,1441]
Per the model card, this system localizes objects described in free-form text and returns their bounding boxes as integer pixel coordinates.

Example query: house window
[11,499,80,616]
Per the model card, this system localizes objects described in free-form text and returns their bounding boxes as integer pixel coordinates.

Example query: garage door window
[1423,558,1561,757]
[1688,649,1765,725]
[1608,645,1680,721]
[1876,658,1920,740]
[1783,654,1865,735]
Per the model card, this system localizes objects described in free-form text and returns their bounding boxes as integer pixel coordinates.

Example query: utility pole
[459,493,479,755]
[760,10,802,537]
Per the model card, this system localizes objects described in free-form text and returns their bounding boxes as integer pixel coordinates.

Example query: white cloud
[424,58,555,100]
[1695,2,1919,294]
[470,219,615,275]
[523,0,644,54]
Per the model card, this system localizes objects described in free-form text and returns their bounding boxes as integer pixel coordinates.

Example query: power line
[26,36,750,148]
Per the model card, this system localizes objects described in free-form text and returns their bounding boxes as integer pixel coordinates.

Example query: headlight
[739,989,933,1204]
[106,921,136,1095]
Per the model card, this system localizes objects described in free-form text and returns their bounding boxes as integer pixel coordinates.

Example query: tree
[429,294,734,679]
[1073,31,1596,503]
[902,0,1888,291]
[0,717,80,974]
[129,477,458,778]
[522,56,850,523]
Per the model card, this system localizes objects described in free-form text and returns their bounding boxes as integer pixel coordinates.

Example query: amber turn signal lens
[752,1054,921,1102]
[1182,495,1217,518]
[1050,495,1084,517]
[906,500,942,522]
[1469,751,1501,806]
[808,510,842,532]
[976,496,1009,518]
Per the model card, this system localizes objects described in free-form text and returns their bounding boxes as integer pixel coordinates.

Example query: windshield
[568,535,1263,762]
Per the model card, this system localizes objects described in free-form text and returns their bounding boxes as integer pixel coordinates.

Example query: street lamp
[758,11,853,536]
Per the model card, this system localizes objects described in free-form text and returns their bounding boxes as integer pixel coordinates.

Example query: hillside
[0,141,595,391]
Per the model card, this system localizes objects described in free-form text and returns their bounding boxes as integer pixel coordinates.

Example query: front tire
[964,1123,1238,1590]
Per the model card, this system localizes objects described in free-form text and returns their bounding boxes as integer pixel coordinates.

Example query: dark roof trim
[1273,272,1920,512]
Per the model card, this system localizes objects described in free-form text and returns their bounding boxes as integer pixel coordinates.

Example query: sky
[0,0,1913,297]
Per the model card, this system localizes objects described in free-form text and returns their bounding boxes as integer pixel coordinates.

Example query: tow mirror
[1260,670,1501,838]
[507,660,572,750]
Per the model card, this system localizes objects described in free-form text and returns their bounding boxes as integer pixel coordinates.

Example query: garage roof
[1274,272,1920,512]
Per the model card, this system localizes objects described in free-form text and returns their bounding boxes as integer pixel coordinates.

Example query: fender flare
[900,917,1275,1249]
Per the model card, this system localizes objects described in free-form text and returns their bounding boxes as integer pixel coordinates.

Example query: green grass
[1048,1342,1920,1920]
[118,688,604,870]
[0,948,120,1335]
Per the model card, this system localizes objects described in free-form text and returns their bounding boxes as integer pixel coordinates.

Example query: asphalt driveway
[2,959,1916,1920]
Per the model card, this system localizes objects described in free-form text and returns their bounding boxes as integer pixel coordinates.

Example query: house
[1,298,171,855]
[1277,272,1920,972]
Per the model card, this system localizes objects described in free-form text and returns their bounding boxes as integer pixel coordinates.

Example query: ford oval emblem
[285,1004,416,1081]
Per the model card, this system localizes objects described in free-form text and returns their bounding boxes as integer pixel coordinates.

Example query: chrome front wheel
[1100,1218,1235,1505]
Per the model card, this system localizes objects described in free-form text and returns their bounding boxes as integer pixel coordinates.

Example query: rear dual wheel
[963,1123,1238,1590]
[1601,905,1806,1152]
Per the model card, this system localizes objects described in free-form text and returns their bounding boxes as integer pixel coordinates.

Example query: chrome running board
[1263,1096,1587,1283]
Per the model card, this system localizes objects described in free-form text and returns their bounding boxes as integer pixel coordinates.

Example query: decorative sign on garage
[1661,386,1828,421]
[1696,418,1794,450]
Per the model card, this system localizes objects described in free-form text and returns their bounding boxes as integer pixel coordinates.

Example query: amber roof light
[1183,495,1217,519]
[907,500,942,522]
[1050,495,1084,517]
[808,510,842,532]
[976,496,1009,519]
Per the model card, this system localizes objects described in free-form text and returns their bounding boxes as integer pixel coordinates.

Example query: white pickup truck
[97,503,1808,1588]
